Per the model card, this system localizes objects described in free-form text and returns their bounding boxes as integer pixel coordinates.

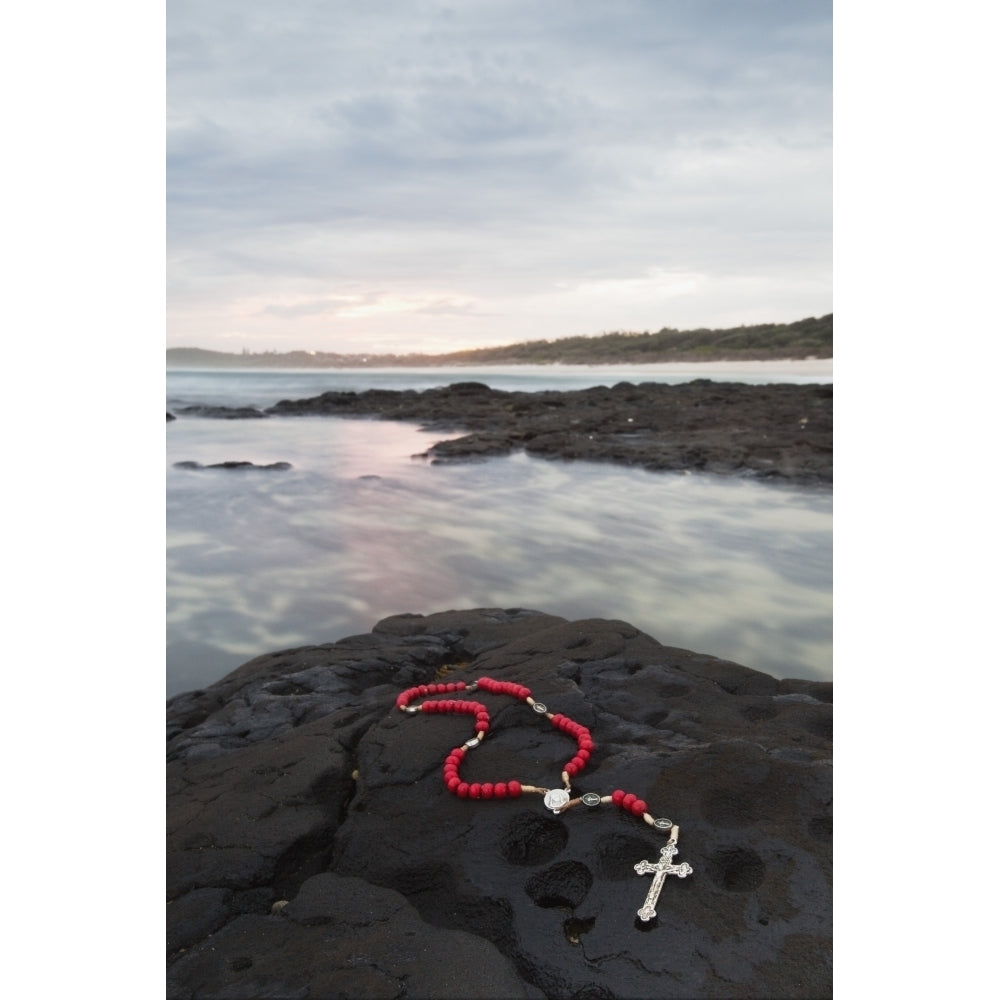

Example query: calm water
[166,365,832,696]
[165,360,832,410]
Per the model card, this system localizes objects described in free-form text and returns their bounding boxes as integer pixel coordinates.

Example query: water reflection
[166,416,831,695]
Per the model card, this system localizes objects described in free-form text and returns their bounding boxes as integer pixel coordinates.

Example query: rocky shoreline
[167,608,832,999]
[171,380,833,486]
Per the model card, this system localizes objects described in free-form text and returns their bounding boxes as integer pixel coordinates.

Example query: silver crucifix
[634,842,693,922]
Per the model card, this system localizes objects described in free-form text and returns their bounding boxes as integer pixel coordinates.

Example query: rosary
[396,675,693,924]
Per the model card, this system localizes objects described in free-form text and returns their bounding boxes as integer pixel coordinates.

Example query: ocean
[166,362,833,697]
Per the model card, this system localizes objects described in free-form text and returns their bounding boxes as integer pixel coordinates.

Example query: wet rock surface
[172,460,292,471]
[170,380,833,485]
[176,404,270,419]
[167,608,832,999]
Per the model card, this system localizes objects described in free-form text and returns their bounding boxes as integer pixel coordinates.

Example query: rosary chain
[396,676,677,835]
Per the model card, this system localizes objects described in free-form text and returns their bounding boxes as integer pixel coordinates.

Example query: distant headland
[167,314,832,369]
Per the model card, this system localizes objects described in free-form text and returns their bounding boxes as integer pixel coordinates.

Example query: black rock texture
[167,608,832,999]
[176,405,269,419]
[170,381,833,485]
[172,460,292,471]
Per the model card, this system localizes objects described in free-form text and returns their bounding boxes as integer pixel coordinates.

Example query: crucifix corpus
[634,834,693,922]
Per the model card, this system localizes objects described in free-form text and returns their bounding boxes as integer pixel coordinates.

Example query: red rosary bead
[397,680,478,710]
[396,687,419,708]
[476,677,533,700]
[608,789,648,817]
[404,677,620,812]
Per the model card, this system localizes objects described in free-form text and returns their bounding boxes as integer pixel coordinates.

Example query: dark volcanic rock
[264,380,832,485]
[170,381,832,484]
[173,460,292,471]
[167,608,832,999]
[176,405,268,419]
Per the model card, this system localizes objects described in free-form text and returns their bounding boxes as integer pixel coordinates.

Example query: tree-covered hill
[167,314,832,368]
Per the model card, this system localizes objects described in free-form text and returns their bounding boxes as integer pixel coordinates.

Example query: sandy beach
[577,358,833,379]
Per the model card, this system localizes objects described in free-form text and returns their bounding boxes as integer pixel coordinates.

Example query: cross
[634,842,693,922]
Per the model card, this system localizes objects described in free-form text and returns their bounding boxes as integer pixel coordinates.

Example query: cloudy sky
[167,0,831,355]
